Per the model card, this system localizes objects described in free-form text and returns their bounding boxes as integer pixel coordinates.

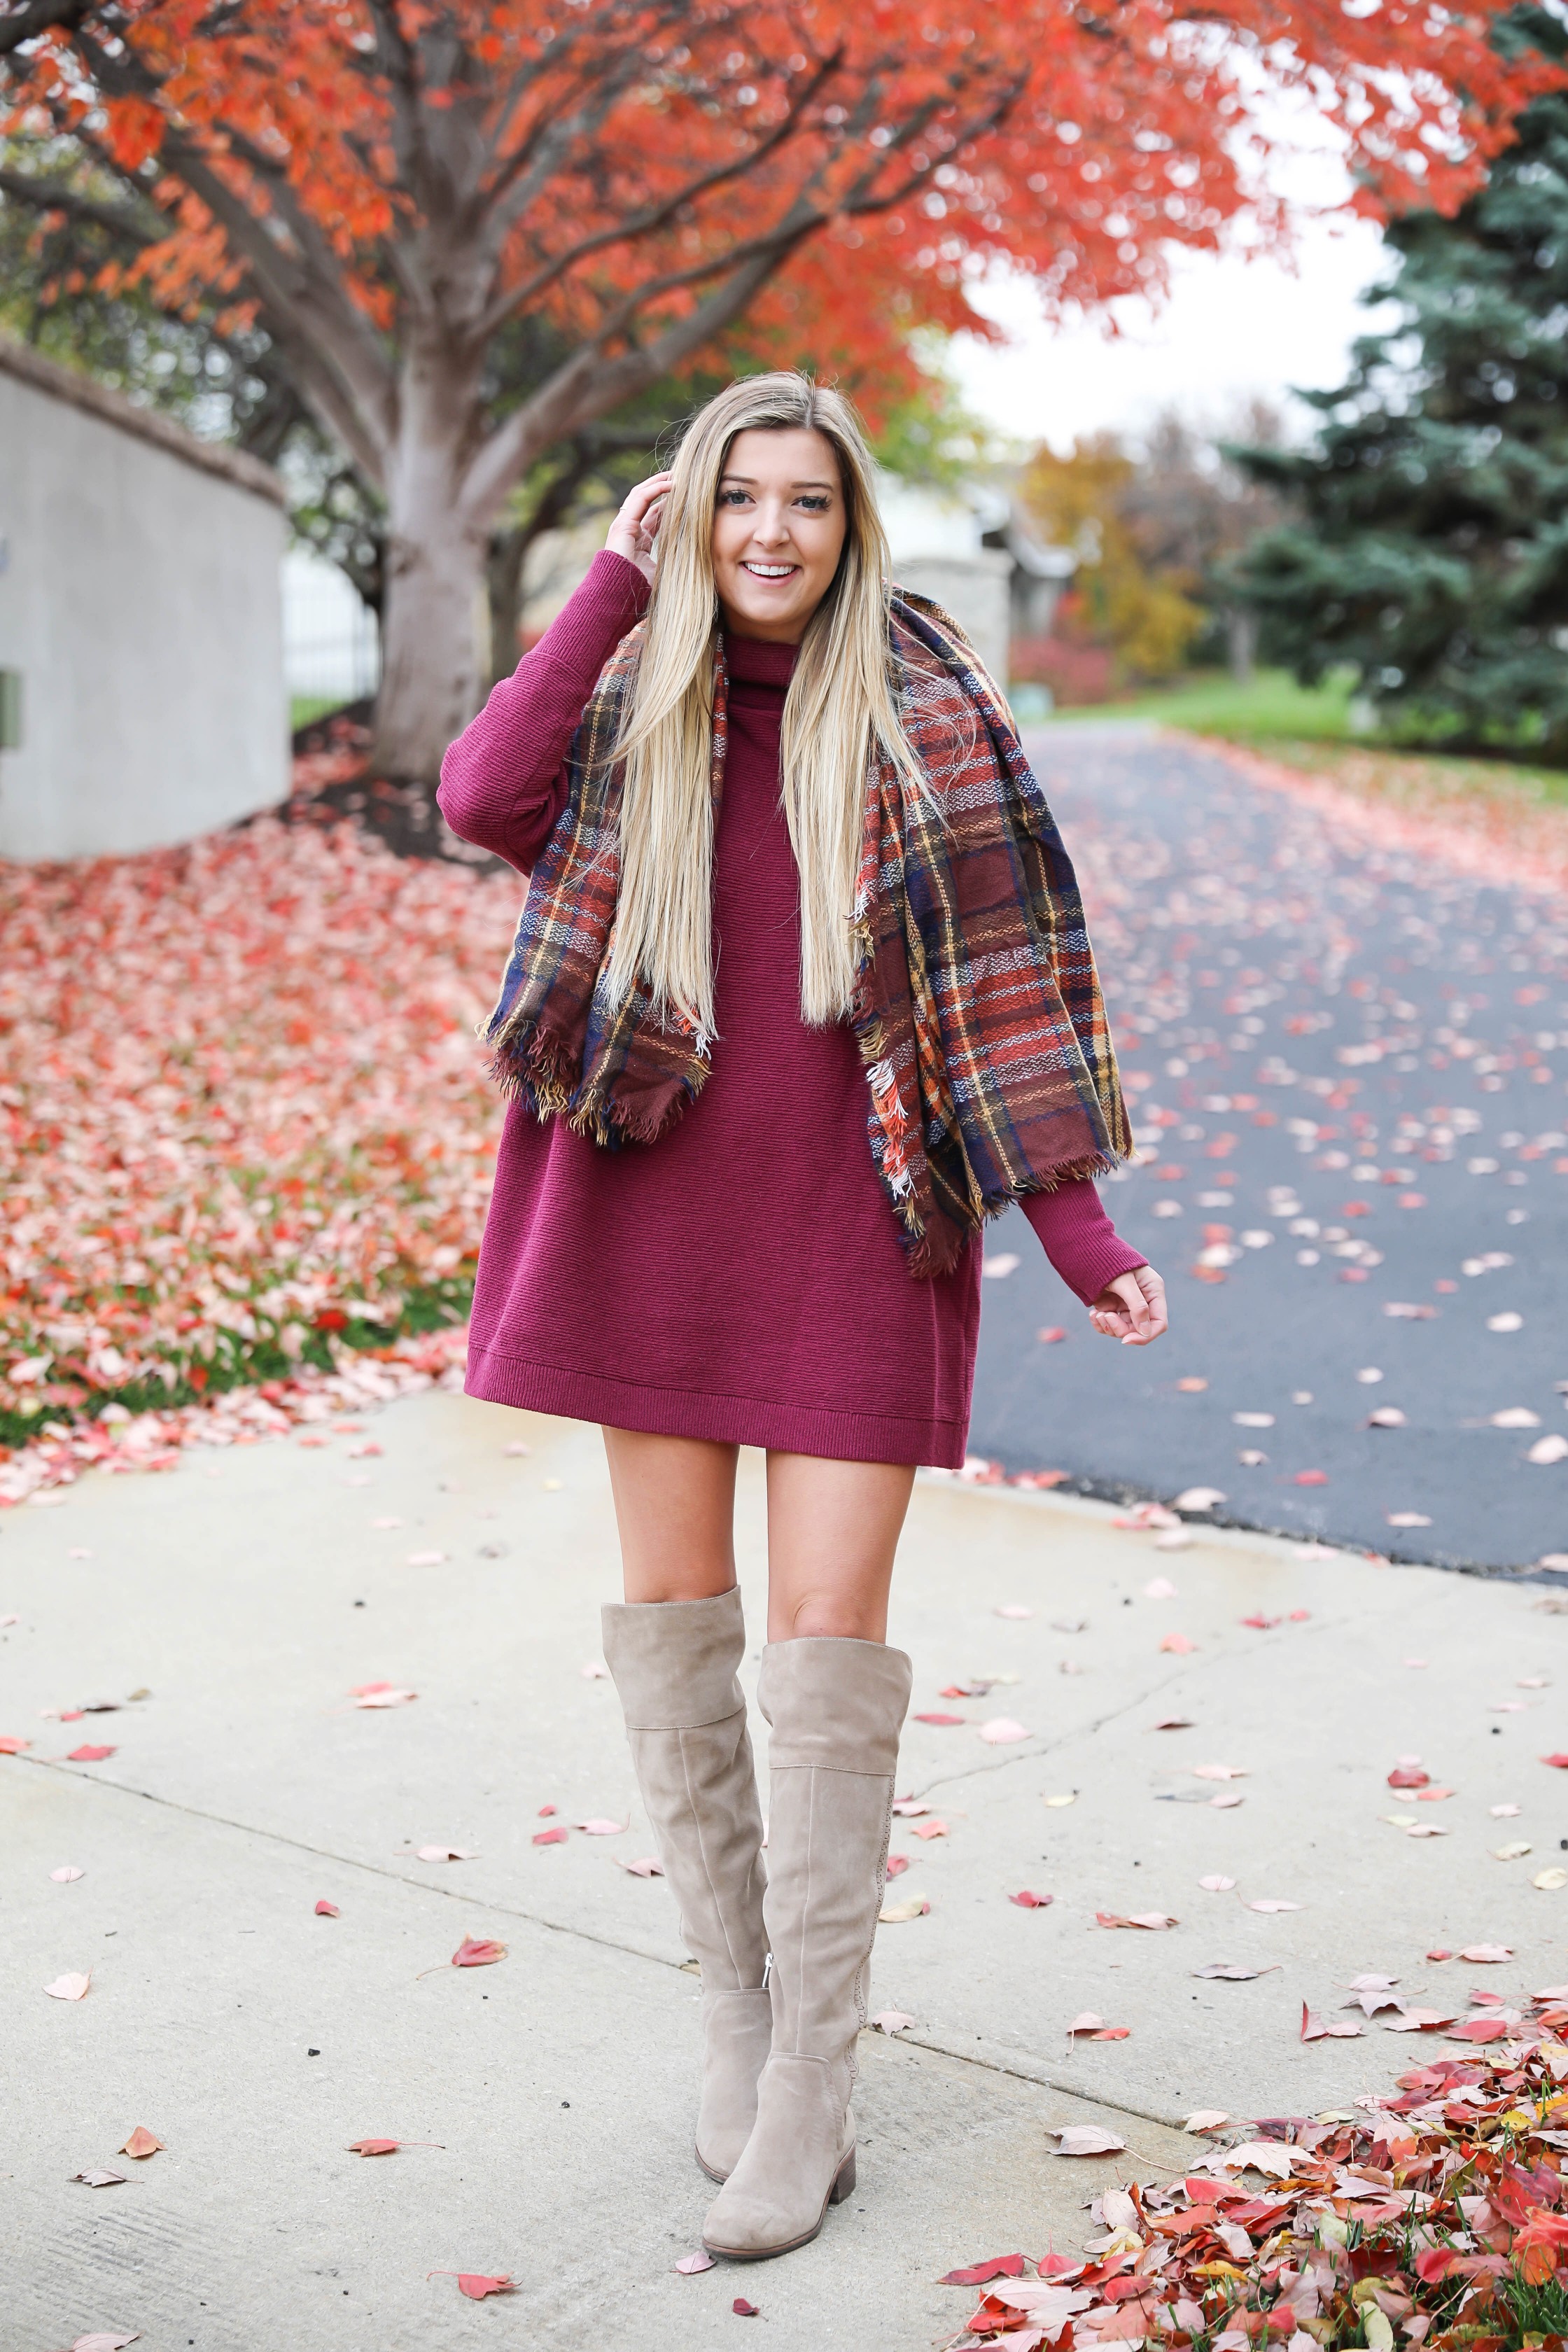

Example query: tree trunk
[371,345,489,781]
[1226,608,1258,685]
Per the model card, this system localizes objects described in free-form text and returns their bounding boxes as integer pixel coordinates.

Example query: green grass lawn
[1040,666,1357,739]
[290,694,346,734]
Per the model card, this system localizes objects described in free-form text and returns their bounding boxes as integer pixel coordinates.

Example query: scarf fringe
[489,1014,705,1147]
[895,1152,1124,1279]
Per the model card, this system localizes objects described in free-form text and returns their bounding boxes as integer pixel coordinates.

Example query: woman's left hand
[1088,1266,1168,1346]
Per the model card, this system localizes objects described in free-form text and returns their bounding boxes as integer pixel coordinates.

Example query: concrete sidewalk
[4,1393,1567,2351]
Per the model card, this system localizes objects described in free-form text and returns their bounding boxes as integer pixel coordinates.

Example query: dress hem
[464,1344,968,1469]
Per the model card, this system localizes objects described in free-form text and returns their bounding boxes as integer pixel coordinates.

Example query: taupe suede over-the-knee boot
[702,1636,913,2262]
[601,1589,772,2182]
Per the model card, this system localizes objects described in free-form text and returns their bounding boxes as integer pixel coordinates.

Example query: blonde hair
[606,372,923,1034]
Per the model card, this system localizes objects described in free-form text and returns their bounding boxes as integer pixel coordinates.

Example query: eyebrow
[718,472,837,491]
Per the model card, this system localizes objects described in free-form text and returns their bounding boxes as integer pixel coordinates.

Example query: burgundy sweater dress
[438,551,1146,1470]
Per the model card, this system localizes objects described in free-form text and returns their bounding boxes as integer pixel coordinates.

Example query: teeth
[744,564,794,578]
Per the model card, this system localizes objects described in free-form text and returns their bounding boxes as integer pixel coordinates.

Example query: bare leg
[601,1426,741,1602]
[763,1452,916,1643]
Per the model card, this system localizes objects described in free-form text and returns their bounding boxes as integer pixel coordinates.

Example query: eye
[717,486,751,507]
[797,495,831,512]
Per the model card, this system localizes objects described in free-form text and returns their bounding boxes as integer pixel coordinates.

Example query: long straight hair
[606,372,923,1035]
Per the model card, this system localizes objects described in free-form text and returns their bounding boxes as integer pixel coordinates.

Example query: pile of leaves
[944,1987,1568,2352]
[1,816,518,1457]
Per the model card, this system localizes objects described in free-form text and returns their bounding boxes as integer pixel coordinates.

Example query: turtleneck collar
[723,629,799,689]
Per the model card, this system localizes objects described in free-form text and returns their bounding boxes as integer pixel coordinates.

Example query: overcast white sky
[950,211,1395,456]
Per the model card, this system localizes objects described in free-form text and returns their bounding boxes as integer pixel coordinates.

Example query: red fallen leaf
[940,2256,1028,2285]
[913,1712,966,1726]
[0,1733,29,1754]
[66,1744,115,1762]
[1293,1469,1329,1485]
[1288,1609,1310,1622]
[1301,2003,1363,2041]
[346,2138,401,2155]
[1448,2016,1513,2042]
[314,1899,340,1917]
[1388,1766,1432,1789]
[886,1854,911,1877]
[118,2125,163,2159]
[1461,1944,1513,1962]
[911,1819,948,1840]
[733,2298,761,2316]
[427,2271,514,2300]
[1037,1326,1068,1344]
[1068,2012,1130,2038]
[451,1937,506,1968]
[538,1802,558,1816]
[1160,1632,1198,1655]
[1542,1754,1568,1769]
[533,1826,570,1844]
[1427,1947,1453,1961]
[1415,2248,1464,2286]
[1241,1612,1281,1629]
[1011,1890,1054,1908]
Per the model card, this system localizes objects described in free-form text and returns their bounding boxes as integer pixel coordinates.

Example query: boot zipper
[762,1952,773,1989]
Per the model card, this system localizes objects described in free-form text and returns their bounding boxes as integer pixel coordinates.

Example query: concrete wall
[0,341,287,860]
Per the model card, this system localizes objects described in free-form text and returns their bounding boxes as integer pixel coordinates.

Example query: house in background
[0,338,286,862]
[877,473,1076,690]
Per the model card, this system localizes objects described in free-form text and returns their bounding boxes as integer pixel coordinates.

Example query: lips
[741,562,797,580]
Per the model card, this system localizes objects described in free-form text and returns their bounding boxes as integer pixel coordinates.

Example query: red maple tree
[1,0,1552,776]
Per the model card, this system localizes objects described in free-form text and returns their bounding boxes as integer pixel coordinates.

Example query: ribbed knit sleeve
[1021,1177,1148,1306]
[437,548,650,873]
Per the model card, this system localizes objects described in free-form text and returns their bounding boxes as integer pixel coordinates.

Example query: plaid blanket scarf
[486,589,1132,1278]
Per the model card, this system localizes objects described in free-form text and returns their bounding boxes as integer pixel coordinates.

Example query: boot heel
[830,2147,856,2203]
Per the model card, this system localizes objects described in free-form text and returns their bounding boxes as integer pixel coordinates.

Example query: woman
[438,372,1166,2263]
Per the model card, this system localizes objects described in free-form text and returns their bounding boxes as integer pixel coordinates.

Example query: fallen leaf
[1388,1765,1432,1789]
[66,1744,115,1763]
[1495,1841,1534,1861]
[1161,1632,1198,1655]
[911,1819,949,1842]
[1184,2109,1230,2132]
[1174,1487,1226,1511]
[1461,1944,1514,1962]
[1529,1436,1568,1465]
[118,2127,162,2160]
[1544,1755,1568,1770]
[449,1937,506,1968]
[1246,1898,1301,1914]
[1098,1910,1179,1930]
[69,2338,139,2351]
[427,2272,514,2301]
[621,1856,664,1877]
[879,1895,932,1922]
[1384,2008,1462,2032]
[941,2256,1029,2284]
[416,1845,477,1862]
[1294,1469,1329,1485]
[1144,1576,1180,1598]
[1301,2004,1363,2041]
[1210,1793,1245,1809]
[913,1712,966,1726]
[532,1826,570,1845]
[1037,1326,1068,1344]
[1067,2013,1130,2039]
[351,1683,417,1708]
[1488,1312,1524,1332]
[978,1718,1032,1744]
[1049,2124,1128,2152]
[1194,1763,1249,1782]
[1534,1868,1568,1891]
[0,1732,30,1754]
[891,1797,930,1816]
[45,1971,91,2000]
[1193,1963,1281,1980]
[346,2138,400,2155]
[314,1898,340,1917]
[870,2009,916,2033]
[1198,1874,1237,1891]
[1387,1512,1433,1528]
[1177,1376,1209,1392]
[733,2297,761,2316]
[885,1854,910,1878]
[1448,2015,1514,2042]
[50,1865,85,1882]
[575,1819,625,1836]
[71,2169,127,2188]
[1042,1793,1077,1808]
[1011,1890,1054,1909]
[675,2251,715,2274]
[1153,1714,1195,1730]
[1214,2140,1298,2177]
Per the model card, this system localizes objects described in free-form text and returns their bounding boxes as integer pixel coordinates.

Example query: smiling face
[709,426,849,644]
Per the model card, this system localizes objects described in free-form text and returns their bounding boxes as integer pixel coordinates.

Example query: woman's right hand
[606,470,673,584]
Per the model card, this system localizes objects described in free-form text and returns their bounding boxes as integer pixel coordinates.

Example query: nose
[749,498,792,550]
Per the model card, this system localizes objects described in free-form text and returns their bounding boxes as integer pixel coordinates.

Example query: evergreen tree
[1229,8,1568,757]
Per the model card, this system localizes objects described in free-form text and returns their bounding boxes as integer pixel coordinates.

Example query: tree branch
[0,0,94,59]
[0,161,159,244]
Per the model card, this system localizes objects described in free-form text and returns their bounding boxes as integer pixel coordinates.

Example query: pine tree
[1229,8,1568,758]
